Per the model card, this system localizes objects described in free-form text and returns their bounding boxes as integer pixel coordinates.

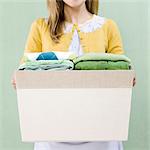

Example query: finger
[133,78,136,86]
[12,84,16,90]
[11,80,16,89]
[11,78,16,84]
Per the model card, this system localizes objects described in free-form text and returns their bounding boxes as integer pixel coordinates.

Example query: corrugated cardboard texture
[15,70,135,89]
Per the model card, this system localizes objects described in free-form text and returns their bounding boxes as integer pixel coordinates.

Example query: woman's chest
[41,16,108,53]
[42,28,107,53]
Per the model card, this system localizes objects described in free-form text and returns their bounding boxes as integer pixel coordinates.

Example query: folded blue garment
[36,52,58,60]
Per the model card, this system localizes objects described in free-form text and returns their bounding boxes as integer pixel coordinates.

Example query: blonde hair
[47,0,99,43]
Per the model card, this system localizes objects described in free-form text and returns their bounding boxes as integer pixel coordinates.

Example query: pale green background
[0,0,150,150]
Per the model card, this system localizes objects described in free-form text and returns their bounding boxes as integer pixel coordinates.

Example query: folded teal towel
[36,52,58,60]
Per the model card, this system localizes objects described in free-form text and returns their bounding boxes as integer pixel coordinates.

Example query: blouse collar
[64,14,96,27]
[45,14,106,33]
[64,14,106,33]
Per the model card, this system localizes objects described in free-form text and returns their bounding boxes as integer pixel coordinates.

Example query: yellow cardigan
[20,17,125,63]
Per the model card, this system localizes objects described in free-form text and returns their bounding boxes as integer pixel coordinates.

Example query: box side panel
[16,88,132,142]
[15,70,135,89]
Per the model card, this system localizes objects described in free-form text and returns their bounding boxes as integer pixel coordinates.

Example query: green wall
[0,0,149,150]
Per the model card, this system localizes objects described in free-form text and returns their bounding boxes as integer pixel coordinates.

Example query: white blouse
[65,14,106,56]
[34,14,123,150]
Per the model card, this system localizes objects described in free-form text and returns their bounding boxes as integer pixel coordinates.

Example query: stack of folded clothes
[73,53,132,70]
[18,60,74,70]
[18,52,132,71]
[18,51,76,71]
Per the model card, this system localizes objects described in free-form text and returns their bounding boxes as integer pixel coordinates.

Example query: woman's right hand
[11,71,16,90]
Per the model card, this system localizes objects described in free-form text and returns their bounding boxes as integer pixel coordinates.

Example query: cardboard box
[15,70,135,142]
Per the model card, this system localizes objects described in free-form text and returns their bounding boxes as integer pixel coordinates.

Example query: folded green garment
[107,61,131,70]
[73,52,131,64]
[75,61,108,70]
[18,60,74,70]
[74,61,131,70]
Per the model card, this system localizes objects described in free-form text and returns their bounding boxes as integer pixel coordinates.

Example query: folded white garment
[23,51,77,61]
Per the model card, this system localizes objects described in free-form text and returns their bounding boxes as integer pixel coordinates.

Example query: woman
[12,0,136,149]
